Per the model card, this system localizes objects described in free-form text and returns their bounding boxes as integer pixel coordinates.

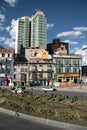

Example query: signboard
[58,74,80,77]
[30,49,51,60]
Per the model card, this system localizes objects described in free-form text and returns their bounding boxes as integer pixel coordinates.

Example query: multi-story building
[82,47,87,66]
[53,54,82,83]
[15,11,47,54]
[13,55,28,87]
[25,47,54,86]
[47,39,68,55]
[31,11,47,48]
[0,48,14,86]
[15,16,30,54]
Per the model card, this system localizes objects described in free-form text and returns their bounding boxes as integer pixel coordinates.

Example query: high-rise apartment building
[15,11,47,54]
[15,16,30,54]
[31,11,47,48]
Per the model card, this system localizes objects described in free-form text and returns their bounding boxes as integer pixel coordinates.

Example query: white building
[82,47,87,66]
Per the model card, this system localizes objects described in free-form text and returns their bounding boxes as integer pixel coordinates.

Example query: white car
[17,88,22,94]
[41,86,56,91]
[11,88,22,94]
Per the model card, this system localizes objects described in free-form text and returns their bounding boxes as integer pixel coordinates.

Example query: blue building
[53,54,82,83]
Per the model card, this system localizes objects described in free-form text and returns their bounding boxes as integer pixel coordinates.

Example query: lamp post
[80,67,82,88]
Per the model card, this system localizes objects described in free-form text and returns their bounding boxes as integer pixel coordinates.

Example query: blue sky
[0,0,87,56]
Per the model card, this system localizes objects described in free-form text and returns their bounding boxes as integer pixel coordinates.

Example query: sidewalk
[0,107,87,130]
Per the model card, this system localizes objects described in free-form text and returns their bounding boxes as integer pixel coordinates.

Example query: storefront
[58,73,80,83]
[0,77,8,86]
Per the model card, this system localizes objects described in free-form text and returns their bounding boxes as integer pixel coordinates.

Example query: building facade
[53,54,82,83]
[0,48,14,86]
[13,55,28,87]
[15,11,47,54]
[25,48,54,86]
[82,47,87,66]
[31,11,47,48]
[15,16,30,54]
[47,39,68,55]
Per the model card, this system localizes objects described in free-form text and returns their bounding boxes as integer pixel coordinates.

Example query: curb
[0,108,87,130]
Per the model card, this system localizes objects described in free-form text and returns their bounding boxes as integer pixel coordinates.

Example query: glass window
[59,68,62,73]
[14,68,16,71]
[2,53,5,57]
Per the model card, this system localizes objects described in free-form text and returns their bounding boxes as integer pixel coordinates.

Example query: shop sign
[58,73,79,77]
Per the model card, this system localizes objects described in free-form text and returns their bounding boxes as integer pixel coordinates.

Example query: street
[0,112,66,130]
[27,87,87,100]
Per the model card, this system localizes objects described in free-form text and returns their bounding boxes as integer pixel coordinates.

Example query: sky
[0,0,87,59]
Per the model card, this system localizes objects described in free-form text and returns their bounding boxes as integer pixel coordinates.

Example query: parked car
[11,87,22,94]
[17,88,22,93]
[41,86,56,91]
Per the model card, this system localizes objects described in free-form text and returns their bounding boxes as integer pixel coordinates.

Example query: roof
[0,49,14,53]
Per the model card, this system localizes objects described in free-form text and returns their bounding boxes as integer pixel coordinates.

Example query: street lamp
[79,67,82,88]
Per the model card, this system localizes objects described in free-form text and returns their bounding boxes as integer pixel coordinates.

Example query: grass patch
[0,91,87,127]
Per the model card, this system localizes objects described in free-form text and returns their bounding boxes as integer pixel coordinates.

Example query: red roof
[0,49,14,53]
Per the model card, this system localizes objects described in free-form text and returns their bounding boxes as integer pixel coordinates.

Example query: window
[14,68,16,72]
[2,53,5,57]
[59,68,62,73]
[61,47,64,50]
[74,59,78,65]
[47,65,52,69]
[74,68,77,73]
[25,68,27,72]
[14,75,16,79]
[58,60,62,65]
[67,68,69,73]
[8,54,10,57]
[66,60,70,65]
[21,68,24,72]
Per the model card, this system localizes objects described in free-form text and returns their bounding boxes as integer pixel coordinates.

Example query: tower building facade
[31,11,47,48]
[15,16,30,54]
[15,11,47,54]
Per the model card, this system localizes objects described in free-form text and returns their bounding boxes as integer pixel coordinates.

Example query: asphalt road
[0,112,67,130]
[28,88,87,100]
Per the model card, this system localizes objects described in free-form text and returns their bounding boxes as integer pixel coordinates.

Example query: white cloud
[56,30,82,38]
[63,39,78,44]
[73,26,87,31]
[0,12,6,31]
[75,48,82,55]
[72,45,87,66]
[63,39,71,43]
[56,31,73,37]
[0,37,5,41]
[0,36,15,48]
[71,44,87,55]
[72,31,82,38]
[82,44,87,50]
[56,26,87,39]
[4,0,17,7]
[0,19,18,48]
[0,13,5,22]
[0,6,6,11]
[0,23,4,30]
[8,19,18,40]
[0,0,18,48]
[47,23,54,30]
[4,38,15,48]
[69,47,80,54]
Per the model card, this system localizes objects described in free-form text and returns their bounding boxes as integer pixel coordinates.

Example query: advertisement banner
[30,49,51,60]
